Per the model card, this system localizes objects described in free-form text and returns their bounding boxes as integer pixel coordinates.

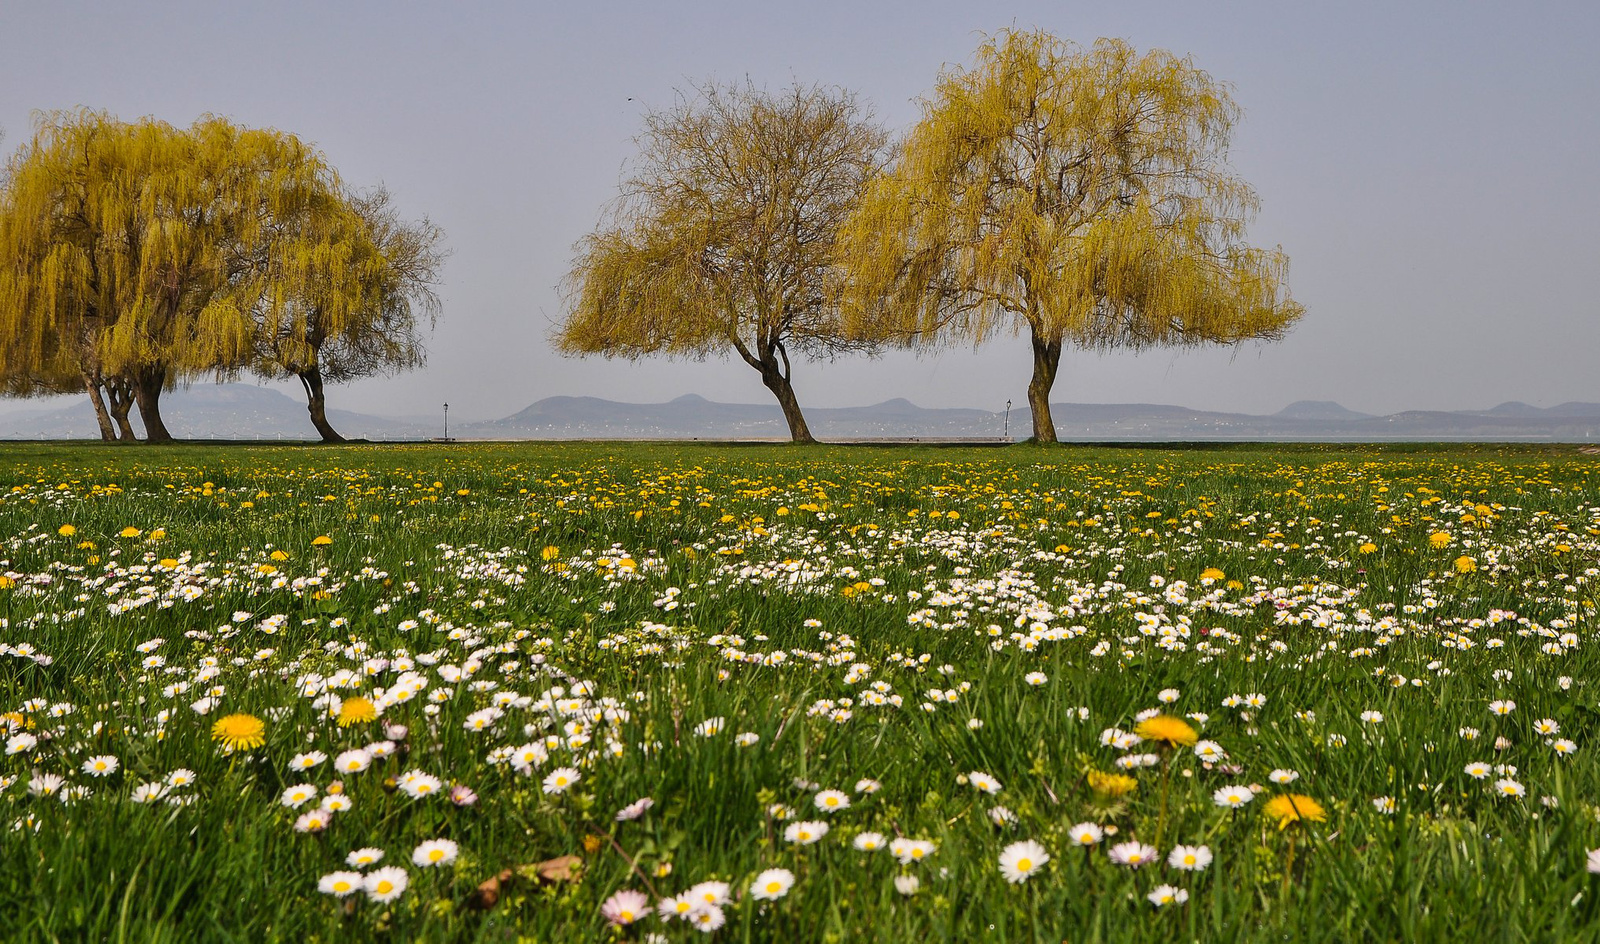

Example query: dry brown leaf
[530,855,583,883]
[467,868,514,910]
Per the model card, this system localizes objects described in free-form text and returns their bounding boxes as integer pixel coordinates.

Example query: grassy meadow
[2,440,1599,942]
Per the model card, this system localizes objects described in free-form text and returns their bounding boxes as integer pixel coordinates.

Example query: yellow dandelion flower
[1454,555,1476,574]
[1427,532,1452,549]
[541,546,561,561]
[119,527,141,538]
[270,550,289,561]
[1087,770,1138,798]
[1263,793,1326,829]
[1133,714,1198,748]
[211,713,266,751]
[1200,567,1225,582]
[57,524,76,537]
[311,535,333,547]
[1358,542,1378,554]
[336,697,378,727]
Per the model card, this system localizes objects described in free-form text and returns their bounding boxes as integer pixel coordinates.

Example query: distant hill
[472,394,1600,442]
[481,394,1001,439]
[0,384,435,441]
[5,385,1600,442]
[1276,400,1373,421]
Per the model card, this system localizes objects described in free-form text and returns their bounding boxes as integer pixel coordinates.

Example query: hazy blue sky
[3,1,1597,421]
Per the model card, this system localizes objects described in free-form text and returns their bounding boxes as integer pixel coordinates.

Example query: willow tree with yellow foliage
[557,83,888,443]
[839,32,1304,442]
[250,185,444,442]
[0,110,441,442]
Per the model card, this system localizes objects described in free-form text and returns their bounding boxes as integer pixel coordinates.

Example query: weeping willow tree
[251,185,443,441]
[0,112,164,439]
[557,83,888,443]
[95,116,346,441]
[839,32,1304,442]
[0,110,439,442]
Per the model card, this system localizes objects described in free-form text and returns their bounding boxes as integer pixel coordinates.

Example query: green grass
[2,440,1599,942]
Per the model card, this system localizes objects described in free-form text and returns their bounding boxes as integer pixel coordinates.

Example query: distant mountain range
[3,384,1600,442]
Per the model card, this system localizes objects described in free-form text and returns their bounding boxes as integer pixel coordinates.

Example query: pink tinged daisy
[542,767,580,794]
[411,838,459,867]
[346,847,384,868]
[1587,849,1600,874]
[451,784,479,806]
[165,769,197,788]
[318,871,364,897]
[1489,700,1516,716]
[601,889,649,926]
[321,794,353,813]
[689,905,726,932]
[749,868,795,901]
[81,755,119,777]
[615,797,654,821]
[783,821,829,844]
[1148,884,1190,907]
[364,866,409,903]
[1068,822,1104,846]
[1167,845,1212,871]
[814,789,850,812]
[894,875,920,896]
[855,778,881,794]
[1494,778,1525,798]
[1464,762,1491,779]
[998,839,1050,883]
[1552,739,1578,757]
[1108,841,1158,868]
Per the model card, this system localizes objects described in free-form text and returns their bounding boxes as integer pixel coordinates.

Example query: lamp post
[443,403,449,441]
[1003,400,1011,441]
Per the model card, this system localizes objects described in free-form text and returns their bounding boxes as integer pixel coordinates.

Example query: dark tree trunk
[106,377,138,441]
[84,373,116,441]
[758,344,815,444]
[1027,329,1062,444]
[133,365,174,443]
[298,368,346,443]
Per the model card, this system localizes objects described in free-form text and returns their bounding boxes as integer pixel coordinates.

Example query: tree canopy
[557,83,889,442]
[839,31,1304,441]
[0,110,441,442]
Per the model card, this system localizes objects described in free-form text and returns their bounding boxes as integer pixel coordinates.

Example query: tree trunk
[106,377,138,441]
[759,352,815,444]
[133,365,174,443]
[83,373,116,441]
[1027,329,1063,444]
[298,368,346,443]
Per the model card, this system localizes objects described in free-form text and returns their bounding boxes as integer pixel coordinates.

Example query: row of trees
[558,30,1305,442]
[0,111,443,442]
